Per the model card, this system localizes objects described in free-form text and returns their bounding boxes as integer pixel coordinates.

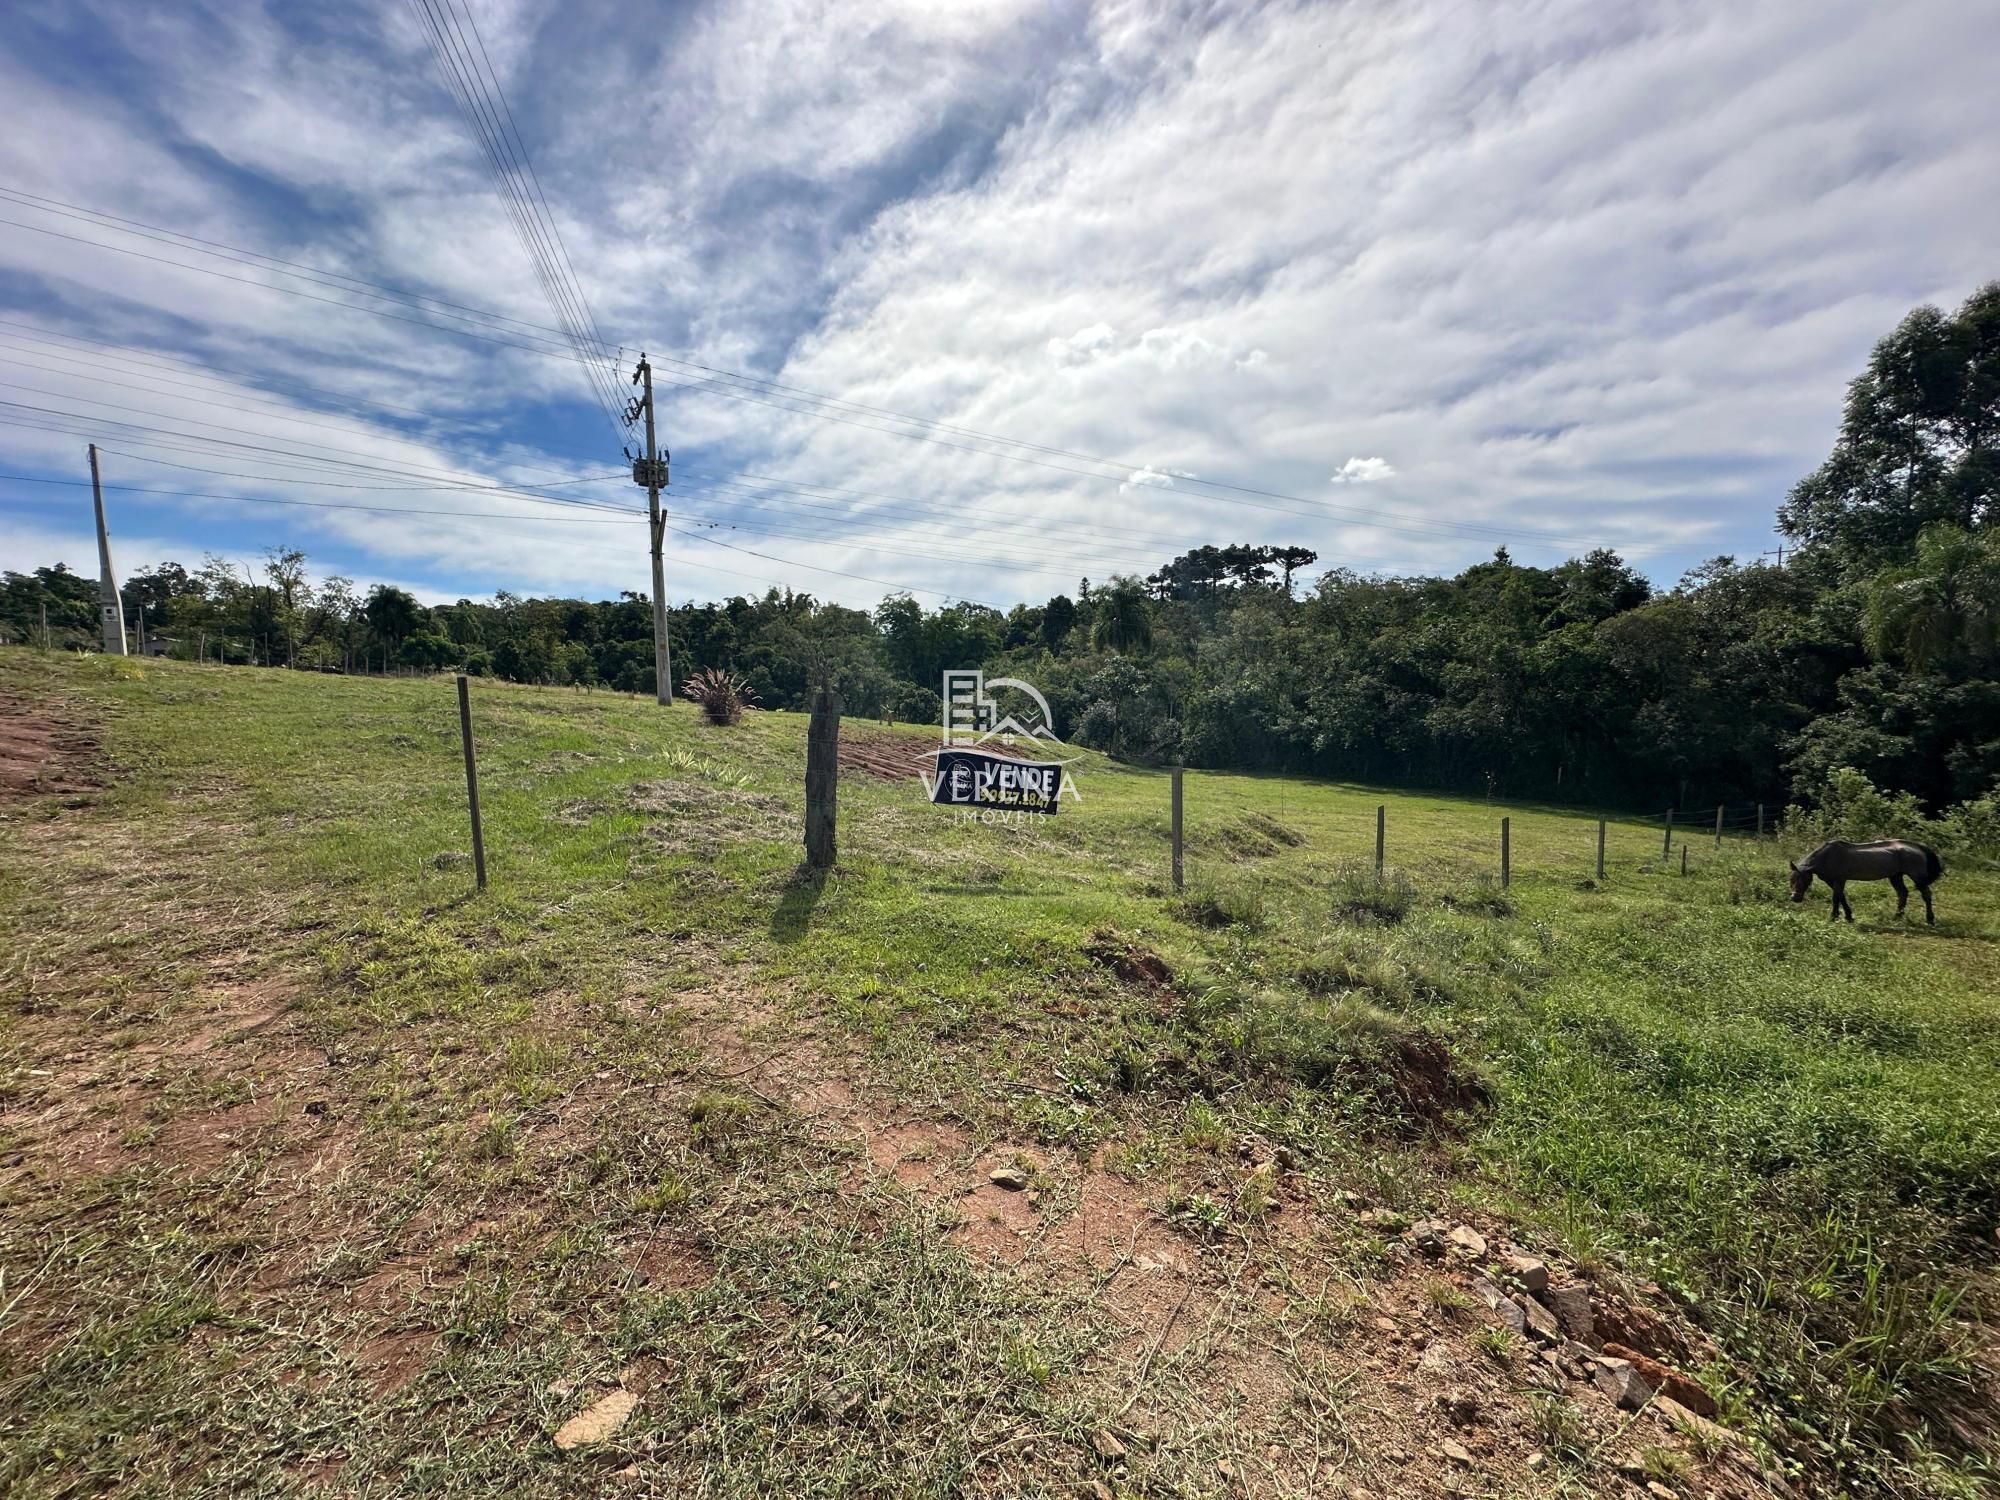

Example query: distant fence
[1165,771,1790,895]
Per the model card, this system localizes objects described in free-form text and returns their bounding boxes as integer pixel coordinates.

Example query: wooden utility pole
[630,356,673,705]
[88,445,127,655]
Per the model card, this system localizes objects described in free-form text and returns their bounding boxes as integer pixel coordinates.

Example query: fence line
[1166,774,1793,895]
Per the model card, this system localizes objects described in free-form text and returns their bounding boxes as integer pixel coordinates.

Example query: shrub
[1174,877,1266,929]
[1326,861,1414,924]
[680,667,757,726]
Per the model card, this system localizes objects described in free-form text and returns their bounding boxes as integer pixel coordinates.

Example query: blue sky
[2,0,1997,610]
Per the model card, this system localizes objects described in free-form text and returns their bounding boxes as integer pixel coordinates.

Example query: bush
[1173,877,1266,929]
[882,680,942,725]
[1326,861,1414,923]
[1786,766,2000,863]
[681,667,757,726]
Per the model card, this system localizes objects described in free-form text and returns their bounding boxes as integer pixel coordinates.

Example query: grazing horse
[1788,840,1943,924]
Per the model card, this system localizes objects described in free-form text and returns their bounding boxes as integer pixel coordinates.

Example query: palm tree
[1863,524,2000,671]
[1090,576,1153,655]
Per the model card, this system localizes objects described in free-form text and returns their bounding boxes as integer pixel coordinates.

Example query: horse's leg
[1844,886,1856,923]
[1890,873,1909,917]
[1919,880,1935,925]
[1828,881,1842,922]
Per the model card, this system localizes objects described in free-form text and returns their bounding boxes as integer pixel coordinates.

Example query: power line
[0,189,1609,552]
[0,471,639,524]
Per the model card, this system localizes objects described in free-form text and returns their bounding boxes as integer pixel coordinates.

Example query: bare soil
[0,693,102,800]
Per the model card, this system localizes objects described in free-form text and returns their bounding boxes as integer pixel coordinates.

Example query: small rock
[1359,1208,1411,1232]
[1347,1489,1376,1500]
[613,1466,643,1483]
[1409,1220,1447,1258]
[1469,1276,1526,1334]
[1603,1341,1718,1418]
[1085,1483,1114,1500]
[1519,1295,1559,1342]
[553,1389,638,1450]
[1216,1457,1233,1479]
[1333,1188,1365,1209]
[1543,1282,1594,1340]
[1373,1316,1399,1336]
[1524,1451,1546,1471]
[1439,1437,1473,1465]
[1654,1394,1734,1449]
[1437,1389,1480,1427]
[989,1166,1030,1191]
[1591,1356,1653,1411]
[1646,1484,1676,1500]
[1091,1429,1126,1461]
[1502,1253,1548,1295]
[1447,1224,1488,1256]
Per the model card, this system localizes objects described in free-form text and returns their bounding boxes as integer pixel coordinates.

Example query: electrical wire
[0,188,1611,551]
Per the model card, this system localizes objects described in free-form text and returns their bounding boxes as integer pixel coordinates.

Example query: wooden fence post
[1715,804,1724,847]
[805,687,842,870]
[1171,768,1185,892]
[1596,818,1606,880]
[1375,804,1385,876]
[455,674,487,891]
[1757,803,1765,839]
[1681,845,1688,876]
[1663,807,1673,856]
[1500,816,1511,889]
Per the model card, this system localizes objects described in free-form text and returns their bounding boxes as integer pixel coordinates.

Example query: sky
[1,0,1997,613]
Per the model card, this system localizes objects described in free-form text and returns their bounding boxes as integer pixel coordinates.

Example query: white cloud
[1,0,1996,609]
[1331,457,1397,485]
[1046,322,1117,365]
[1120,465,1195,493]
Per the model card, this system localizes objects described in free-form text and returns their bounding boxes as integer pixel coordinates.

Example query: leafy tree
[1090,576,1153,655]
[1780,282,1999,569]
[1863,523,2000,672]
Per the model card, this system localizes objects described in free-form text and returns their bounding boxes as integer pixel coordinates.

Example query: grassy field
[1,652,1995,1499]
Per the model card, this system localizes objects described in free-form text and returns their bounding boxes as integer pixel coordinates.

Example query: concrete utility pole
[88,444,128,655]
[630,355,673,705]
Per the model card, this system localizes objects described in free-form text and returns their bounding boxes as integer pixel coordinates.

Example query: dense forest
[6,286,1995,815]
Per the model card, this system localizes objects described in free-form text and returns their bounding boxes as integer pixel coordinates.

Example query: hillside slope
[1,654,1995,1498]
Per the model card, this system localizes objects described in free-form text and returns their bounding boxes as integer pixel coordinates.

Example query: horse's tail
[1922,844,1944,883]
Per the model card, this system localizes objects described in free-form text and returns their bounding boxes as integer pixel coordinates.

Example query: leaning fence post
[1375,804,1385,876]
[1663,807,1673,855]
[455,673,487,891]
[1171,768,1185,892]
[1715,804,1724,847]
[1596,818,1606,880]
[1757,803,1765,839]
[1500,816,1511,889]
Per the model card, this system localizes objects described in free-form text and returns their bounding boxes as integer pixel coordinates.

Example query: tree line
[5,284,1994,813]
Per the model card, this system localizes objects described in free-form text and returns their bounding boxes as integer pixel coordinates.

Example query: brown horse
[1789,840,1944,924]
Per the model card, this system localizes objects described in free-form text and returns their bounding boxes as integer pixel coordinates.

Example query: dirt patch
[1084,929,1173,989]
[0,693,103,801]
[837,728,934,782]
[1382,1035,1489,1128]
[355,1330,436,1396]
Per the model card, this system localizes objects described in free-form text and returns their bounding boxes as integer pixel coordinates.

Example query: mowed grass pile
[2,653,1996,1496]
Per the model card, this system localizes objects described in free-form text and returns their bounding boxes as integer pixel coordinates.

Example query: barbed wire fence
[1165,774,1795,899]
